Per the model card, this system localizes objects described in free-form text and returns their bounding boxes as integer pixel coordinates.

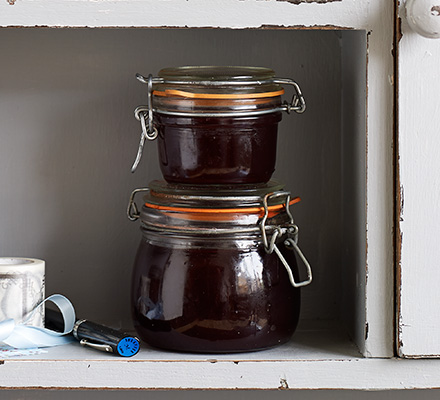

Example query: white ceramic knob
[406,0,440,38]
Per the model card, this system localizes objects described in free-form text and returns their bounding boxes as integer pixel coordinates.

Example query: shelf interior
[0,27,367,358]
[5,320,360,362]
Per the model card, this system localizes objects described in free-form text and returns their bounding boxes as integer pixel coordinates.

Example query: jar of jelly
[131,66,306,185]
[127,181,312,353]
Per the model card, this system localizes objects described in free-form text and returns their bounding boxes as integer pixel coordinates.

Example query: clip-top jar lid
[153,66,283,98]
[135,66,305,114]
[131,180,300,226]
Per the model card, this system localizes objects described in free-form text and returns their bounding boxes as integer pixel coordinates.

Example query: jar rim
[158,66,276,82]
[144,197,300,222]
[146,180,285,205]
[139,180,299,225]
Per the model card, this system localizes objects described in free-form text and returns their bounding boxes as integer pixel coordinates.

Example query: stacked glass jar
[127,67,312,353]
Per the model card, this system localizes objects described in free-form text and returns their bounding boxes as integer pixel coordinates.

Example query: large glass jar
[127,181,312,353]
[131,66,306,184]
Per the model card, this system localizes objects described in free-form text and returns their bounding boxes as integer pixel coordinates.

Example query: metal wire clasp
[127,188,150,221]
[259,192,312,288]
[274,78,307,114]
[131,74,159,173]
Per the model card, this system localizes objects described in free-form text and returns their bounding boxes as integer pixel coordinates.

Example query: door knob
[406,0,440,38]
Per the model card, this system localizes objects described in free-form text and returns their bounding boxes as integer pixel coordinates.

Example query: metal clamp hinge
[274,78,306,114]
[127,188,150,221]
[131,74,158,173]
[259,192,312,288]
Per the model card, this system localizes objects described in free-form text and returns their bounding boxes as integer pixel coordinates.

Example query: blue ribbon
[0,294,76,349]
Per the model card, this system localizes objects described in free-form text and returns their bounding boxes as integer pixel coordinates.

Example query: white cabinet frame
[0,0,407,390]
[397,0,440,358]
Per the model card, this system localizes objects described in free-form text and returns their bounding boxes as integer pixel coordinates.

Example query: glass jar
[131,66,306,185]
[127,181,312,353]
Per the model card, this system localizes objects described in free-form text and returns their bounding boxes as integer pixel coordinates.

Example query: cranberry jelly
[155,112,282,185]
[131,235,300,353]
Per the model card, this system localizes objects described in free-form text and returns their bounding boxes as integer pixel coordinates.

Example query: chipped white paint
[406,0,440,38]
[1,0,380,30]
[362,2,394,358]
[398,1,440,357]
[3,357,440,390]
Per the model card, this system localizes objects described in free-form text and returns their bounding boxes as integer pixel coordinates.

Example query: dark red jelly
[155,113,282,185]
[131,235,300,353]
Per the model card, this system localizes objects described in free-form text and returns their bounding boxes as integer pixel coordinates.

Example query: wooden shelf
[2,322,440,390]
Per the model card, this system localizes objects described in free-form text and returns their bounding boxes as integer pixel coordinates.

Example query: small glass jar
[127,181,312,353]
[131,66,306,184]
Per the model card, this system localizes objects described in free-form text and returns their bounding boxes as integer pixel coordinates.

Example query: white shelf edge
[2,357,440,390]
[0,324,437,391]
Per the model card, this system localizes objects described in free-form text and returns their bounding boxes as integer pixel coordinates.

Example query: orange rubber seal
[153,89,285,100]
[144,197,300,222]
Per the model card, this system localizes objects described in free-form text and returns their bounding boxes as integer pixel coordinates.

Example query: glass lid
[149,179,283,196]
[146,180,285,208]
[153,66,283,96]
[158,66,276,82]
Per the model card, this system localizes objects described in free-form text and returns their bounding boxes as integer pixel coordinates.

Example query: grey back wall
[0,28,343,328]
